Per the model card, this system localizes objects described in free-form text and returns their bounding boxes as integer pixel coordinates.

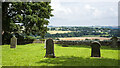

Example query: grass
[1,43,119,66]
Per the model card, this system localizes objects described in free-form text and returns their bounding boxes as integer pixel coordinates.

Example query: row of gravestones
[45,39,101,58]
[10,36,118,58]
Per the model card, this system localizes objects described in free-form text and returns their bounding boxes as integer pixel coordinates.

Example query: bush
[85,39,91,41]
[39,39,45,41]
[55,38,60,40]
[94,39,100,41]
[2,32,12,45]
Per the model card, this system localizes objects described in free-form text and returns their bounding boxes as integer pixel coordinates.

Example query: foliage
[2,2,53,44]
[39,39,45,41]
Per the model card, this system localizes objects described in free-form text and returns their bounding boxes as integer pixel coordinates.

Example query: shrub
[94,39,100,41]
[85,38,91,41]
[39,39,45,41]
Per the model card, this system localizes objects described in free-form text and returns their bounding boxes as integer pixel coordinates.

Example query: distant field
[47,31,73,34]
[59,37,110,41]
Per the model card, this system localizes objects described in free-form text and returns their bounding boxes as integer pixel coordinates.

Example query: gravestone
[90,41,101,57]
[111,37,118,48]
[10,36,17,48]
[44,39,55,58]
[44,39,46,49]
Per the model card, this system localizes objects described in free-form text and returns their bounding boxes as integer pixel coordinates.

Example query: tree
[2,2,53,44]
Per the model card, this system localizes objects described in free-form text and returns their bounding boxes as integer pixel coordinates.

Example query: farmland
[45,26,120,38]
[59,37,110,41]
[47,31,73,34]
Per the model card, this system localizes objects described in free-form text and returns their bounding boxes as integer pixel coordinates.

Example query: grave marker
[111,37,118,48]
[44,39,55,58]
[91,41,101,57]
[10,36,17,48]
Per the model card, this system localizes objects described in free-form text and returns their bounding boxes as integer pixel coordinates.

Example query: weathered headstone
[90,41,101,57]
[111,37,118,48]
[10,36,17,48]
[44,39,55,58]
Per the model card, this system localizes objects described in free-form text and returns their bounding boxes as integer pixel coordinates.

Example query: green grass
[1,43,119,66]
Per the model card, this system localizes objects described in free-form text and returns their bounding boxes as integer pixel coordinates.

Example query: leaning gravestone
[44,39,55,58]
[10,36,17,48]
[111,37,118,48]
[90,41,101,57]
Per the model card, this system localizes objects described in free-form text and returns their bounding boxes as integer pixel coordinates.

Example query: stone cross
[44,39,55,58]
[90,41,101,57]
[111,37,118,48]
[10,36,17,48]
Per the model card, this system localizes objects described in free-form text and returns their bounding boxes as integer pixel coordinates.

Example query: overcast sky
[49,0,119,26]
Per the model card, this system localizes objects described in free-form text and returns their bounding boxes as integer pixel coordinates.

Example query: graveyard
[1,1,120,67]
[2,42,119,66]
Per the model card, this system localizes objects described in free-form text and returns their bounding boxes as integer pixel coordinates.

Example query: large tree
[2,2,53,44]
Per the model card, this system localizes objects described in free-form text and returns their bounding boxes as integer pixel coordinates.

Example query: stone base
[44,54,55,58]
[91,56,103,58]
[10,46,16,48]
[91,56,101,57]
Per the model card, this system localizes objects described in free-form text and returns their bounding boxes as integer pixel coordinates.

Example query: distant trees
[45,27,120,38]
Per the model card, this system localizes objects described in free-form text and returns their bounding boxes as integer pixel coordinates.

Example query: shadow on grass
[56,44,120,50]
[36,56,119,66]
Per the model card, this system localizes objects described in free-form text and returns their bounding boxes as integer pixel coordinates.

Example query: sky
[49,0,119,26]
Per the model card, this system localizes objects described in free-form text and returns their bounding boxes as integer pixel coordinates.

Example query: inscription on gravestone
[10,36,17,48]
[91,41,101,57]
[44,39,55,58]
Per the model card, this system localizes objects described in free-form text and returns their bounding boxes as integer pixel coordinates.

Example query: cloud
[85,4,95,10]
[50,0,118,26]
[51,0,72,18]
[52,0,119,3]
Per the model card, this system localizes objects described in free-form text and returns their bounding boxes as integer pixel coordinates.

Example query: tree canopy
[2,2,53,44]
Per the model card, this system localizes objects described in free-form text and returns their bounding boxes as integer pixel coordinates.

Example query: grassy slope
[2,43,119,66]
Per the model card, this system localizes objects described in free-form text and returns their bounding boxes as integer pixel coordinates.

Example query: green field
[1,43,120,66]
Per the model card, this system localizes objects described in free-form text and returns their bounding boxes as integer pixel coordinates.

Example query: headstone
[44,39,46,49]
[90,41,101,57]
[10,36,17,48]
[44,39,55,58]
[111,37,118,48]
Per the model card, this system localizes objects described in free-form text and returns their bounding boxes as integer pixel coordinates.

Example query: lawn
[1,43,119,66]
